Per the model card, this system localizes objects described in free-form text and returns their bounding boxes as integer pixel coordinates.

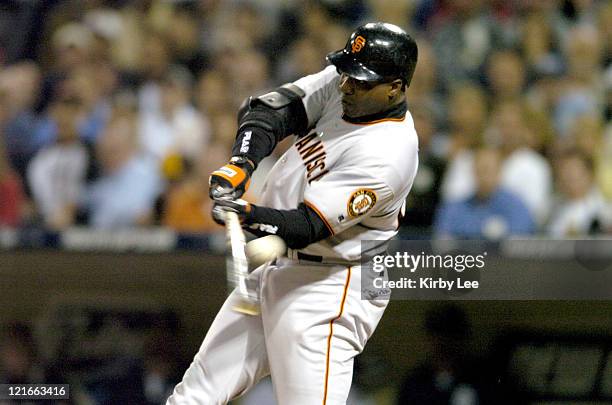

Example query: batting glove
[212,198,253,225]
[209,156,254,200]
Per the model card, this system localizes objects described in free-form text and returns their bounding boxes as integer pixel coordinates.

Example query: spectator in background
[0,102,25,228]
[276,36,327,83]
[520,9,564,79]
[485,48,526,105]
[27,96,89,230]
[196,68,236,119]
[431,0,505,94]
[553,25,604,138]
[37,23,95,112]
[83,108,162,229]
[139,67,209,164]
[162,144,226,233]
[207,110,239,155]
[564,112,605,160]
[266,0,353,76]
[440,84,488,202]
[0,61,43,181]
[598,125,612,201]
[211,1,272,56]
[228,48,272,107]
[137,30,173,116]
[98,0,148,74]
[63,63,117,145]
[0,163,25,228]
[163,3,208,76]
[31,26,117,154]
[548,149,610,236]
[435,147,535,239]
[485,101,553,225]
[564,113,612,200]
[275,18,349,83]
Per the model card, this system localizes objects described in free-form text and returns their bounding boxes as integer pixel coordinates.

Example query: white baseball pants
[166,258,388,405]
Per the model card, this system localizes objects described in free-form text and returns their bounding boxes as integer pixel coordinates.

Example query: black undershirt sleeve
[244,203,331,249]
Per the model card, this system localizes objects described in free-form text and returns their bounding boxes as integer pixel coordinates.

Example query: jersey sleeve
[292,65,339,129]
[302,166,396,235]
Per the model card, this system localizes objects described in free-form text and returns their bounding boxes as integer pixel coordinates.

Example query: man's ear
[388,79,404,99]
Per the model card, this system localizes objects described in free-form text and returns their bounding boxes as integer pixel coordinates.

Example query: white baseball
[245,235,287,268]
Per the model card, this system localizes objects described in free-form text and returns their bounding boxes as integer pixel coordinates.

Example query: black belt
[296,252,323,262]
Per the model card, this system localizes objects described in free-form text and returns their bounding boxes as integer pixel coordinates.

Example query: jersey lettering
[308,169,329,184]
[306,158,325,172]
[296,132,329,184]
[301,143,323,160]
[304,152,325,168]
[295,132,318,149]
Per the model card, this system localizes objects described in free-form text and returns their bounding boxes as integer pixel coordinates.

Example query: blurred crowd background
[0,0,611,239]
[1,1,612,404]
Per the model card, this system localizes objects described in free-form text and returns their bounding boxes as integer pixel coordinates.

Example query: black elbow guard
[232,84,308,164]
[246,84,308,137]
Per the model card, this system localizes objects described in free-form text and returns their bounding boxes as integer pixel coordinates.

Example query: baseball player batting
[167,22,419,404]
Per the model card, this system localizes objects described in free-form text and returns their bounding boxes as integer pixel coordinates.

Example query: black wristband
[245,203,331,249]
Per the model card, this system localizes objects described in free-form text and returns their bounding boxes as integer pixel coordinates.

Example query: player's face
[338,73,400,118]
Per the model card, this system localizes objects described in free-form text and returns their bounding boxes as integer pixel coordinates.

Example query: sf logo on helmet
[351,36,366,53]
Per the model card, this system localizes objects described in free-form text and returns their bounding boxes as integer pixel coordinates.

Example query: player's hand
[209,156,254,200]
[212,198,253,225]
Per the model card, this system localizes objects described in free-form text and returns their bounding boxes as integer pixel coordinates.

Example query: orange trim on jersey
[323,266,352,405]
[304,200,335,236]
[211,164,246,188]
[342,116,406,126]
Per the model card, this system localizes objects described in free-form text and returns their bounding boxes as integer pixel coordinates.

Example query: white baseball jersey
[259,65,419,261]
[168,66,419,405]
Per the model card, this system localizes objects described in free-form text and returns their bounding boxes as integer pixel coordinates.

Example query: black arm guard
[231,84,308,168]
[244,203,331,249]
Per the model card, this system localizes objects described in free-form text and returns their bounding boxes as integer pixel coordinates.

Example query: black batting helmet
[327,22,418,86]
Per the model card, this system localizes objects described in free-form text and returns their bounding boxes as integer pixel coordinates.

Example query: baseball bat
[224,211,260,316]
